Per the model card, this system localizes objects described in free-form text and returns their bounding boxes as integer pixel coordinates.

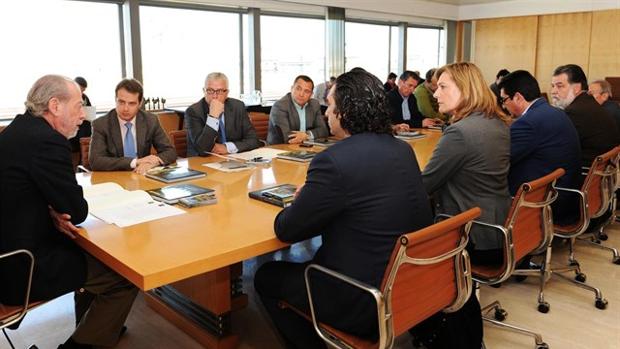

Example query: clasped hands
[287,131,309,144]
[135,155,163,174]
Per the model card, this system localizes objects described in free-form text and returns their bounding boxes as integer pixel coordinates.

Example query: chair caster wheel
[575,273,586,282]
[595,298,608,310]
[538,302,550,313]
[536,343,549,349]
[613,257,620,265]
[598,233,608,241]
[494,308,507,321]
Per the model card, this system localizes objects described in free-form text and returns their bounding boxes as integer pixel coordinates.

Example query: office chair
[77,137,91,172]
[574,146,620,263]
[280,207,480,349]
[467,169,563,349]
[0,249,39,349]
[248,112,269,145]
[168,130,188,158]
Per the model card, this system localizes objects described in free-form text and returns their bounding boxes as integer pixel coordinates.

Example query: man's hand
[287,131,309,144]
[209,99,225,118]
[211,143,228,155]
[422,118,443,127]
[48,206,79,239]
[392,123,410,132]
[135,155,162,174]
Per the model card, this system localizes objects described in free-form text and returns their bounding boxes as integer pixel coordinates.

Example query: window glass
[260,15,325,100]
[0,0,121,117]
[406,27,443,76]
[345,22,390,81]
[141,6,241,106]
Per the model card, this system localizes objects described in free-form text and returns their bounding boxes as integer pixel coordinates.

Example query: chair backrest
[79,137,91,170]
[157,112,181,142]
[581,146,620,219]
[0,249,34,330]
[472,169,563,284]
[169,130,187,158]
[248,112,269,141]
[380,207,480,343]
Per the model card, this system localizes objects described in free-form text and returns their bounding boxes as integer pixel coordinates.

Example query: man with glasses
[588,79,620,129]
[89,78,176,174]
[267,75,328,144]
[499,70,581,225]
[185,72,260,156]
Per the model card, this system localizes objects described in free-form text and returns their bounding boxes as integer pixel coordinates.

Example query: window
[389,26,400,78]
[140,6,242,106]
[0,0,121,118]
[345,22,390,82]
[406,27,445,76]
[260,15,325,99]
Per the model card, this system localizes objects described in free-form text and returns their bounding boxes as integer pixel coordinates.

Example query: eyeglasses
[204,88,229,95]
[500,95,512,105]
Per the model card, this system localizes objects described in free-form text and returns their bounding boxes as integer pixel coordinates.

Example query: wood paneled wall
[473,9,620,94]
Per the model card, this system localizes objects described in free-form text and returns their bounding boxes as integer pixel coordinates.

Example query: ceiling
[427,0,511,4]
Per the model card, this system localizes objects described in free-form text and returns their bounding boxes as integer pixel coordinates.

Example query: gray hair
[205,72,229,88]
[591,79,613,98]
[25,75,77,116]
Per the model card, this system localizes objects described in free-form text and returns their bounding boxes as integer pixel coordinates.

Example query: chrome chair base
[481,300,549,349]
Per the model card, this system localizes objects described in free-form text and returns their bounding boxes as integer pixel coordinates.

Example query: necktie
[219,116,227,143]
[124,122,136,158]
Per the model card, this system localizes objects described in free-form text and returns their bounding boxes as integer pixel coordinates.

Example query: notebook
[395,131,427,140]
[249,184,297,208]
[145,166,206,183]
[146,184,214,204]
[302,138,339,147]
[275,150,317,163]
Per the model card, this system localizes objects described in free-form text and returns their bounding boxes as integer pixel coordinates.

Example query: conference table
[73,129,442,348]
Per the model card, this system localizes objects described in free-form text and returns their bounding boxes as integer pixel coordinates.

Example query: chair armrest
[0,249,35,329]
[552,186,589,237]
[76,165,91,173]
[304,264,387,349]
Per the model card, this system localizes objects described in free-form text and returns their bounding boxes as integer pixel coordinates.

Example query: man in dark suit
[254,70,433,348]
[589,79,620,129]
[499,70,581,224]
[267,75,329,144]
[550,64,619,168]
[185,72,260,156]
[0,75,137,349]
[387,70,439,132]
[89,78,176,174]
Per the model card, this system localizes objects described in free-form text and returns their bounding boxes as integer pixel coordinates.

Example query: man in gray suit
[89,78,176,174]
[267,75,329,144]
[185,72,260,156]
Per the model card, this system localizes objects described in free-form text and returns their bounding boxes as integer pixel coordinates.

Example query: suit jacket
[89,109,176,170]
[275,132,433,337]
[565,93,620,167]
[0,112,88,305]
[602,99,620,130]
[509,98,582,195]
[184,98,260,156]
[386,88,425,128]
[423,112,511,251]
[267,93,328,144]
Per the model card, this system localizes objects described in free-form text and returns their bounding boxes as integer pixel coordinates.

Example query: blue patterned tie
[219,117,227,143]
[124,122,136,158]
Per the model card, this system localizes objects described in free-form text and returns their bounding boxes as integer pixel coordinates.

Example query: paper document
[83,182,185,227]
[204,160,253,172]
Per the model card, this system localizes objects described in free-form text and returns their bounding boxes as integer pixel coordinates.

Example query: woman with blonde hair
[411,62,511,349]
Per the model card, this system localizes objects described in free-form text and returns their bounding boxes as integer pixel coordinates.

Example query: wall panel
[535,12,592,93]
[588,9,620,81]
[473,16,538,86]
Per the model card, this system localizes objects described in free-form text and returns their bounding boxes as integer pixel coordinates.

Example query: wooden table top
[74,129,442,290]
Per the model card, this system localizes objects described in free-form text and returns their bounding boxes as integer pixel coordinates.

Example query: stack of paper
[83,182,185,227]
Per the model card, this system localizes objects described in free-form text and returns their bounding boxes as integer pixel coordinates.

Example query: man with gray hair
[0,75,138,349]
[588,79,620,129]
[550,64,618,167]
[185,72,260,156]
